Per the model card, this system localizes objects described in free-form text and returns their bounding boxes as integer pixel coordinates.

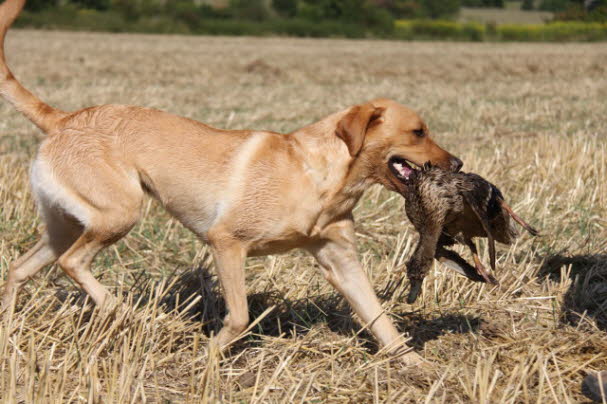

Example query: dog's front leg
[308,219,424,366]
[208,235,249,349]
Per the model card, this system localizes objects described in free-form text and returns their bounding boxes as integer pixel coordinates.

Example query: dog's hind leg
[35,162,146,307]
[56,204,140,307]
[2,237,57,309]
[2,207,83,309]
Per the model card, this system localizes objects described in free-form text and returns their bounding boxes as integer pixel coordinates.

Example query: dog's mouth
[388,156,420,183]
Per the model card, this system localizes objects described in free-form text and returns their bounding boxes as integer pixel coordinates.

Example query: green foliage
[366,8,396,33]
[71,0,111,10]
[229,0,271,21]
[485,20,497,35]
[166,1,203,29]
[293,0,395,33]
[522,0,535,10]
[25,0,58,11]
[394,18,607,40]
[538,0,570,11]
[18,6,128,32]
[381,1,424,18]
[293,0,461,21]
[299,0,368,21]
[498,21,607,39]
[272,0,299,17]
[461,0,504,7]
[111,0,141,21]
[420,0,462,18]
[382,0,467,18]
[395,19,484,39]
[267,18,366,36]
[587,5,607,21]
[16,0,607,40]
[553,0,607,21]
[16,7,367,38]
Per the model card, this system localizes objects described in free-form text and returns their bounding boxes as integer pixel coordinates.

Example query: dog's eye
[412,129,425,138]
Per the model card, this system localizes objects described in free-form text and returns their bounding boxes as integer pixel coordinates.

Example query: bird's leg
[498,200,540,236]
[435,244,486,282]
[465,239,498,285]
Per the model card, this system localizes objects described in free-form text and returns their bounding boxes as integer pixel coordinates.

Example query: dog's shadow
[161,266,355,342]
[46,265,481,354]
[160,266,481,353]
[538,253,607,331]
[395,313,482,349]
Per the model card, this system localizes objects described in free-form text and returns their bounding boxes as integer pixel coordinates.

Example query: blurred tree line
[539,0,606,21]
[24,0,469,23]
[23,0,606,30]
[460,0,504,7]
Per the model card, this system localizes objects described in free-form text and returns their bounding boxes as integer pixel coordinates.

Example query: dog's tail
[0,0,67,133]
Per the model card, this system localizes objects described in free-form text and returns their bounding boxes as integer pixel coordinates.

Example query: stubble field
[0,30,606,403]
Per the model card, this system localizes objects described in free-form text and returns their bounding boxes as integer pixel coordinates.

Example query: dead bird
[385,162,539,304]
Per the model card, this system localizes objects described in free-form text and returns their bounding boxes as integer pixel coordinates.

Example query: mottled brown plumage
[386,163,539,303]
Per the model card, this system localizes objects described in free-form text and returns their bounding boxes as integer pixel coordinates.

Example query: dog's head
[335,98,462,193]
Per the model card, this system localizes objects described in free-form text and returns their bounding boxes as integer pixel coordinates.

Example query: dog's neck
[289,110,376,226]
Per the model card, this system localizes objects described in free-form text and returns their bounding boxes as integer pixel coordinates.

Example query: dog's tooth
[393,162,405,177]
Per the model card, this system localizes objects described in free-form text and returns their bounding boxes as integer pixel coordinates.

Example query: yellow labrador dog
[0,0,461,365]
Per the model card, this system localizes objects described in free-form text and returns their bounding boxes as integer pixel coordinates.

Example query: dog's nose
[450,156,463,172]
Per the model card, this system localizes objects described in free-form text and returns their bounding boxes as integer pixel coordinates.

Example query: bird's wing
[463,192,496,271]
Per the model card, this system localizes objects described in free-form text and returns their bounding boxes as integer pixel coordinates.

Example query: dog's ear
[336,104,385,157]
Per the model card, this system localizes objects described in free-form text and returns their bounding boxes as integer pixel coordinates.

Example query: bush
[421,0,461,18]
[522,0,534,10]
[485,20,497,36]
[15,5,607,42]
[71,0,111,11]
[395,19,607,41]
[498,23,544,40]
[25,0,59,11]
[267,18,366,37]
[229,0,271,21]
[273,0,298,17]
[461,21,485,40]
[382,0,423,19]
[395,19,485,40]
[461,0,504,7]
[297,0,395,31]
[18,6,127,32]
[498,21,607,40]
[554,1,607,21]
[168,1,204,29]
[539,0,570,11]
[543,21,607,40]
[365,8,396,34]
[410,20,462,37]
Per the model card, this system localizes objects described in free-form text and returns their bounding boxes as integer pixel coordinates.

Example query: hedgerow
[14,8,607,41]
